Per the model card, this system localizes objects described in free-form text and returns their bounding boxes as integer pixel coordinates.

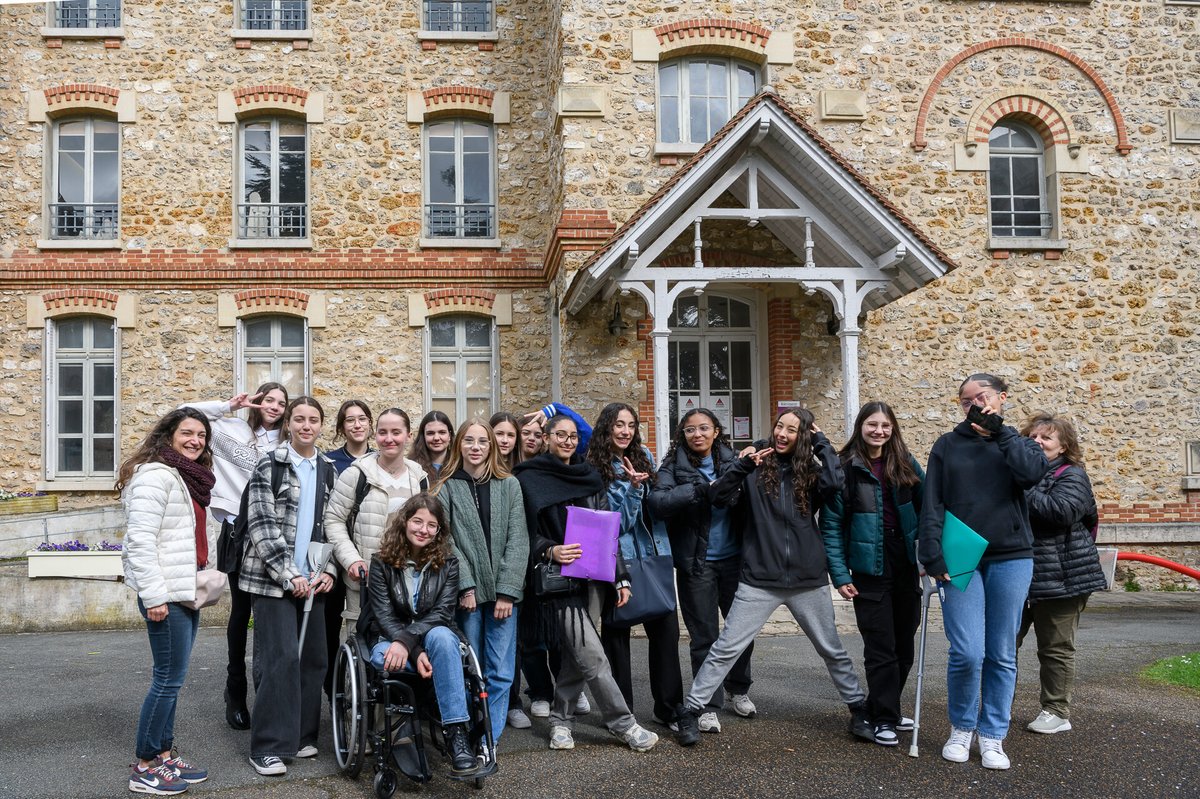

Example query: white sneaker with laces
[897,716,914,732]
[549,726,575,750]
[575,693,591,714]
[978,735,1011,770]
[530,700,551,718]
[1026,709,1072,734]
[295,745,318,758]
[941,727,973,763]
[507,708,532,729]
[615,723,658,752]
[729,693,756,718]
[698,712,721,733]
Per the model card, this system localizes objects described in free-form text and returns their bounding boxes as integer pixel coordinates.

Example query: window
[239,0,307,30]
[989,122,1050,238]
[424,0,492,32]
[52,0,120,28]
[238,118,308,240]
[238,315,308,397]
[1188,442,1200,476]
[424,120,495,239]
[426,315,496,425]
[659,57,759,145]
[46,316,117,478]
[50,117,119,240]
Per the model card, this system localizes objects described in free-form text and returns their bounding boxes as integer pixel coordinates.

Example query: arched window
[989,122,1048,239]
[659,57,759,145]
[50,116,119,240]
[424,119,495,240]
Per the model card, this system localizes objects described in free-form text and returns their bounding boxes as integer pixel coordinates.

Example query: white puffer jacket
[181,400,278,518]
[122,462,199,608]
[325,452,428,590]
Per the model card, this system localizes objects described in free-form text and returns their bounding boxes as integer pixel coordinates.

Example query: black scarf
[158,446,216,508]
[512,452,604,536]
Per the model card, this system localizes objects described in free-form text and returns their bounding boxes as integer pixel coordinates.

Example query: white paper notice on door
[712,397,731,430]
[679,396,700,416]
[733,416,751,439]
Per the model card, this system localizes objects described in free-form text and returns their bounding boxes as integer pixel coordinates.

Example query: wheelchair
[331,625,498,796]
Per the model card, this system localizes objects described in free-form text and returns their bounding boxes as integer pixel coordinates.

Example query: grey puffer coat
[1026,458,1107,601]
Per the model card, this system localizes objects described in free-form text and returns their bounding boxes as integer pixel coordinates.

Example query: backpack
[215,459,287,574]
[344,468,371,544]
[1051,463,1099,541]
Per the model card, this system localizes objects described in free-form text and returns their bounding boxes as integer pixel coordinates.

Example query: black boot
[442,723,477,773]
[674,704,700,747]
[225,686,251,730]
[848,701,873,742]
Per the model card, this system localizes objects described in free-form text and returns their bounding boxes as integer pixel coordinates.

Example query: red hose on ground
[1116,551,1200,581]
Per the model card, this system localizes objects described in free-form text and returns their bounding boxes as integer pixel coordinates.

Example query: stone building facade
[0,0,1198,581]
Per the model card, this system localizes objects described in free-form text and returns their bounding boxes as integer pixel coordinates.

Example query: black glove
[966,405,1004,434]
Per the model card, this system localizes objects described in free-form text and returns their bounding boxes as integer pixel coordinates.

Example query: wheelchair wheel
[332,641,368,778]
[373,768,398,799]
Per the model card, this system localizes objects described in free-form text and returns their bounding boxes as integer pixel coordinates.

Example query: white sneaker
[575,693,591,714]
[698,711,721,733]
[729,693,756,718]
[507,708,532,729]
[978,735,1011,770]
[1026,709,1072,734]
[614,723,658,752]
[530,700,551,718]
[295,745,318,758]
[897,716,914,732]
[941,727,973,763]
[549,726,575,750]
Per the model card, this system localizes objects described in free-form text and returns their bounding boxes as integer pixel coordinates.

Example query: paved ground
[0,592,1197,799]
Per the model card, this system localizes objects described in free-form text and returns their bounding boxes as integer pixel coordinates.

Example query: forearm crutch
[908,567,938,758]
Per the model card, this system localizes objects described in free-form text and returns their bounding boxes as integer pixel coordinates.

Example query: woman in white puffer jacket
[118,407,217,796]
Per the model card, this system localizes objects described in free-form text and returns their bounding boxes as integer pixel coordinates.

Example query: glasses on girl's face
[683,425,714,436]
[959,390,997,410]
[408,521,440,533]
[551,432,579,443]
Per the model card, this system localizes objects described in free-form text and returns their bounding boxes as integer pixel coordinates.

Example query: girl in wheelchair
[365,492,478,774]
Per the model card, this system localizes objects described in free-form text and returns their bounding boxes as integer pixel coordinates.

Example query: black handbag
[605,527,677,628]
[215,518,243,574]
[532,561,574,597]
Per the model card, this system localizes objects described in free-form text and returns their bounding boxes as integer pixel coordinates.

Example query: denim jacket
[607,451,671,561]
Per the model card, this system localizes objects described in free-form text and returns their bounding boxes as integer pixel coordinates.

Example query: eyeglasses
[462,437,490,449]
[344,415,370,427]
[959,390,998,410]
[551,432,579,443]
[682,425,714,436]
[408,521,440,533]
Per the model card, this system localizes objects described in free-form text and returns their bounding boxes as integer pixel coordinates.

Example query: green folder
[942,511,989,592]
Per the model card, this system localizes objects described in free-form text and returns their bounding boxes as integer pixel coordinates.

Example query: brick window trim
[406,88,511,124]
[217,290,327,327]
[407,289,513,326]
[632,19,793,65]
[29,84,136,123]
[26,289,137,328]
[217,87,325,124]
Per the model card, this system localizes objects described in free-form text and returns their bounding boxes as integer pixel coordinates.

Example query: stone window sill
[420,237,501,249]
[418,30,499,41]
[230,28,313,41]
[1182,476,1200,491]
[38,239,123,250]
[654,142,703,157]
[36,479,116,492]
[227,238,313,249]
[41,26,124,40]
[988,237,1068,252]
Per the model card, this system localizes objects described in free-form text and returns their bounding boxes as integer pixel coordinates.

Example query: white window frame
[424,314,499,426]
[44,316,119,481]
[45,0,122,30]
[421,0,495,33]
[987,121,1054,242]
[234,315,311,396]
[421,119,499,247]
[48,116,120,243]
[235,117,311,244]
[232,0,312,38]
[657,56,760,149]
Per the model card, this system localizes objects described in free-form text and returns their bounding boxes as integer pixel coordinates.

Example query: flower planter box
[27,550,123,578]
[0,496,58,517]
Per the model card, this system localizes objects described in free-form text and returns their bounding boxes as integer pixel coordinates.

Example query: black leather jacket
[364,553,460,666]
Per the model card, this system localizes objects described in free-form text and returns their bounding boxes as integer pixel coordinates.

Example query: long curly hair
[757,408,818,516]
[663,408,727,470]
[409,410,453,473]
[586,402,653,486]
[434,417,512,488]
[115,408,213,492]
[840,402,920,488]
[377,492,453,571]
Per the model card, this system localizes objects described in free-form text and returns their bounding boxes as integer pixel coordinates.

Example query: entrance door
[667,294,757,450]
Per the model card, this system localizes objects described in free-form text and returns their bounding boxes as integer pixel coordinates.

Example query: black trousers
[249,593,327,757]
[676,556,753,710]
[225,577,253,695]
[600,610,685,723]
[321,578,346,698]
[851,534,921,726]
[521,645,562,703]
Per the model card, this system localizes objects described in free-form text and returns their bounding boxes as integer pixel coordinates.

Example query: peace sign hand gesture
[228,391,267,411]
[622,456,650,488]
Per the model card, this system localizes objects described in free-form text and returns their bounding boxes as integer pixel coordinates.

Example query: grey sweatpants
[550,583,636,734]
[684,582,865,711]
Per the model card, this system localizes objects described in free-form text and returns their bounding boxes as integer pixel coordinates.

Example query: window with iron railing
[51,117,119,240]
[423,0,492,32]
[989,122,1053,239]
[424,119,495,240]
[240,0,307,30]
[238,118,308,240]
[53,0,121,29]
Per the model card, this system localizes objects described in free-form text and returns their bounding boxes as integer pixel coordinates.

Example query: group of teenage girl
[117,370,1108,794]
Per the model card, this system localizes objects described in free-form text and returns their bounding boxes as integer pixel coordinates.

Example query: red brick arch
[912,38,1132,155]
[233,288,310,312]
[971,94,1071,148]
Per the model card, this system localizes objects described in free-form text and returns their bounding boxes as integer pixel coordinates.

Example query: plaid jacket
[238,445,338,598]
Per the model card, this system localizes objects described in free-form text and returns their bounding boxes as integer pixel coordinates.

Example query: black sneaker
[443,724,478,773]
[224,687,250,731]
[848,702,874,742]
[674,704,700,747]
[873,722,899,746]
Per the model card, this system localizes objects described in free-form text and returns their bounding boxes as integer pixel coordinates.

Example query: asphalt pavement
[0,592,1197,799]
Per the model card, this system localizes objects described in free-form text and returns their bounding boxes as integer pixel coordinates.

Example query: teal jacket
[820,454,925,588]
[438,474,529,603]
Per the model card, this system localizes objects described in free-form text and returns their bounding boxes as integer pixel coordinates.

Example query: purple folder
[560,505,620,583]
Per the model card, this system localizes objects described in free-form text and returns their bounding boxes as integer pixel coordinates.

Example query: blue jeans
[136,600,199,761]
[940,557,1034,739]
[371,626,469,725]
[457,603,517,744]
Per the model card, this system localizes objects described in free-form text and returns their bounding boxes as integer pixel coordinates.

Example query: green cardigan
[438,475,530,603]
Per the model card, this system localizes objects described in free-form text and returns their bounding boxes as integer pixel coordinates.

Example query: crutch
[298,542,336,655]
[908,565,940,758]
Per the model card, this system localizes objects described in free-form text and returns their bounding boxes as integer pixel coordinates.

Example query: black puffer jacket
[650,441,746,575]
[363,554,460,668]
[1026,459,1107,601]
